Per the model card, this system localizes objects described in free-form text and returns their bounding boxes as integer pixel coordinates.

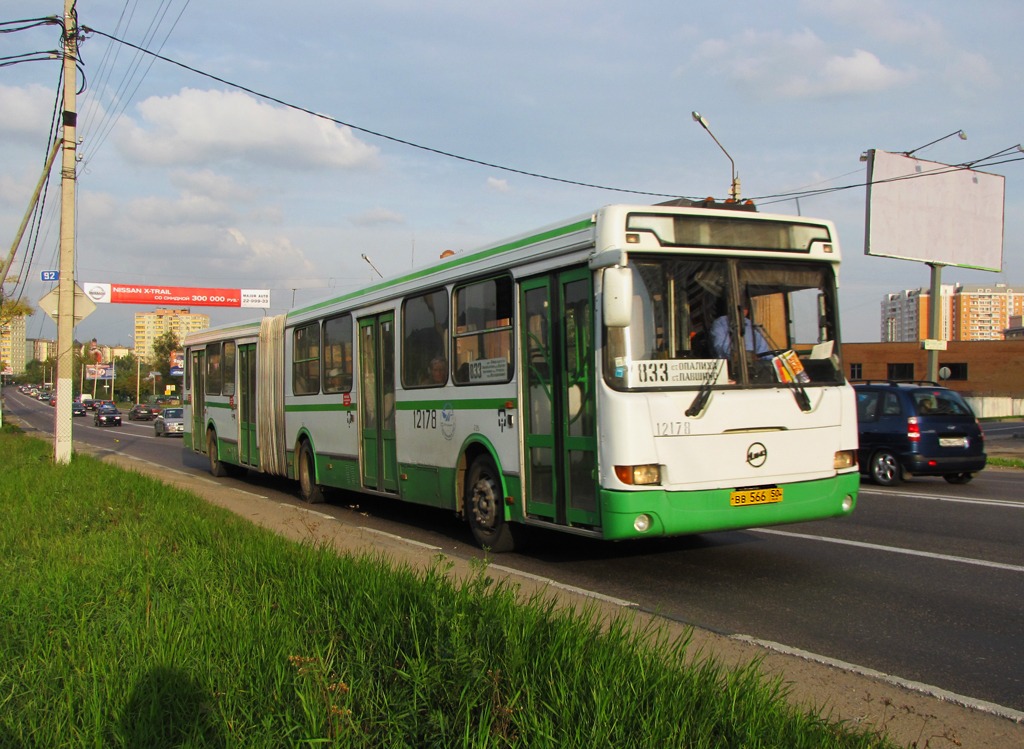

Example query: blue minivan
[854,381,987,486]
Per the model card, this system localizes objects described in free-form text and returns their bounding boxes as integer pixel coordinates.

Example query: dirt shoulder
[62,433,1024,748]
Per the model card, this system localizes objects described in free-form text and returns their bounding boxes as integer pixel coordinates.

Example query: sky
[1,0,1022,348]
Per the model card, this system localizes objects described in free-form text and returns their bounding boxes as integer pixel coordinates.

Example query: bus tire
[465,455,515,552]
[298,441,325,504]
[207,430,228,478]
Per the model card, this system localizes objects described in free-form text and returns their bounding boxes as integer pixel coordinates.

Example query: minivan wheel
[943,472,973,485]
[870,450,902,486]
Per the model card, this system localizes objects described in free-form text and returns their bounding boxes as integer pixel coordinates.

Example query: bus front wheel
[207,430,227,478]
[465,455,515,552]
[298,441,325,504]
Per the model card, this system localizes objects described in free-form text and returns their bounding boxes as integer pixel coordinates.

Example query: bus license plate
[730,487,783,507]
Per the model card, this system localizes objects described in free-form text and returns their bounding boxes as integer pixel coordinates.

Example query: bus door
[238,342,259,468]
[520,267,598,528]
[358,313,398,493]
[190,348,206,451]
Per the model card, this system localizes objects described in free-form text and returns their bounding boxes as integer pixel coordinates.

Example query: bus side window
[453,276,513,385]
[323,314,353,393]
[402,289,449,389]
[292,323,320,396]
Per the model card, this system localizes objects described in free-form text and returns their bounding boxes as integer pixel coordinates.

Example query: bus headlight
[633,514,652,532]
[614,464,661,485]
[833,450,857,470]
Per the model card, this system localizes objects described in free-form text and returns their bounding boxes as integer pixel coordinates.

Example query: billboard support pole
[927,263,943,382]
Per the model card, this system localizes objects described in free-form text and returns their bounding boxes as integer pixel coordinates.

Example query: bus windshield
[603,256,844,389]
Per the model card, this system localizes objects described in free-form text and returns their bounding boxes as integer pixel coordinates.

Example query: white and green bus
[183,200,859,551]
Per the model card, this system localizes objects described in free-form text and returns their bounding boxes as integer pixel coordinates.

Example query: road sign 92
[41,270,59,282]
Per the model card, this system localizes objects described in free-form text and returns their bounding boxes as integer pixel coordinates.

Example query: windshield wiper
[685,359,724,417]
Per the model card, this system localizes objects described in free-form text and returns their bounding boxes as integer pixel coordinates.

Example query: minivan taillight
[907,416,921,442]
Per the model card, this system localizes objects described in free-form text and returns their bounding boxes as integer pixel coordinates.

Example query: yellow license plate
[730,487,783,507]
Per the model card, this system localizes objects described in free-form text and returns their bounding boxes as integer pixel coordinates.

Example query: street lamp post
[692,111,741,201]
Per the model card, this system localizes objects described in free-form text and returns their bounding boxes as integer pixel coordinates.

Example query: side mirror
[603,266,632,328]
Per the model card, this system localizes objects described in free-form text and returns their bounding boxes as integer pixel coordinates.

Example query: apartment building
[880,283,1024,342]
[0,314,27,374]
[133,308,209,360]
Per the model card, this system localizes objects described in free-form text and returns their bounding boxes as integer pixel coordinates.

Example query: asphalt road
[5,388,1022,714]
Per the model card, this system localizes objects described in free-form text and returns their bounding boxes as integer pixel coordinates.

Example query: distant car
[128,403,160,421]
[154,407,184,437]
[49,395,57,406]
[854,381,986,486]
[72,402,86,417]
[94,404,122,427]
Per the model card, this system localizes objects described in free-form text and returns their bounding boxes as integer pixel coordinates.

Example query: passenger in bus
[710,305,769,358]
[424,356,448,385]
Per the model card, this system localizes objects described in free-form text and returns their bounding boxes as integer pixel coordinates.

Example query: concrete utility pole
[54,0,78,464]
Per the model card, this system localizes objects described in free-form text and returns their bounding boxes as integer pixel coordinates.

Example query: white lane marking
[862,488,1022,508]
[360,527,442,550]
[730,634,1024,724]
[753,528,1024,573]
[286,505,335,520]
[489,564,638,608]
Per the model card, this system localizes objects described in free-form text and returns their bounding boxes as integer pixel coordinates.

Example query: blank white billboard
[865,150,1004,271]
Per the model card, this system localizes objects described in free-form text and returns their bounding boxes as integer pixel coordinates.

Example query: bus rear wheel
[208,430,227,478]
[298,441,325,504]
[465,455,515,552]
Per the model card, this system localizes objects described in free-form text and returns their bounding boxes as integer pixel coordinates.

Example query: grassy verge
[988,456,1024,469]
[0,425,895,748]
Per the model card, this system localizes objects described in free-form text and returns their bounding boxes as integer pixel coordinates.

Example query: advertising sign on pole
[82,283,270,308]
[85,363,115,380]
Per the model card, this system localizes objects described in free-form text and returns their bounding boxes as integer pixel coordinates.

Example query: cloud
[116,88,380,170]
[168,169,257,202]
[690,29,917,98]
[0,84,55,138]
[804,1,944,44]
[942,51,1000,95]
[350,207,406,227]
[486,177,510,192]
[214,228,318,280]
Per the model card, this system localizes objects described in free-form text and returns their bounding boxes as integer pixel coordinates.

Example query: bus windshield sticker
[626,359,728,388]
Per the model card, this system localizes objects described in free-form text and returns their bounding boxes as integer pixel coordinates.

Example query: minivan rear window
[911,390,971,417]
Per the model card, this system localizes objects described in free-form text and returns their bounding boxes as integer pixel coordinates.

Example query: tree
[150,331,182,396]
[0,295,34,328]
[112,352,140,403]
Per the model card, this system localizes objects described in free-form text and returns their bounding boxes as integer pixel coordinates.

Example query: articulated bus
[183,200,859,551]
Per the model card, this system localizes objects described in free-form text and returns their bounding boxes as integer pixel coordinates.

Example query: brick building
[843,340,1024,397]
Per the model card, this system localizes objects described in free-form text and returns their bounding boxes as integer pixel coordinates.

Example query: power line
[79,25,692,201]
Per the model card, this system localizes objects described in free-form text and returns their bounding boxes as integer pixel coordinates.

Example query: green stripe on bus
[289,218,593,317]
[279,398,517,413]
[396,398,517,410]
[285,403,356,413]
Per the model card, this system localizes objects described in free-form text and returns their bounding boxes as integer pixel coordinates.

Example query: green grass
[987,456,1024,469]
[0,424,895,748]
